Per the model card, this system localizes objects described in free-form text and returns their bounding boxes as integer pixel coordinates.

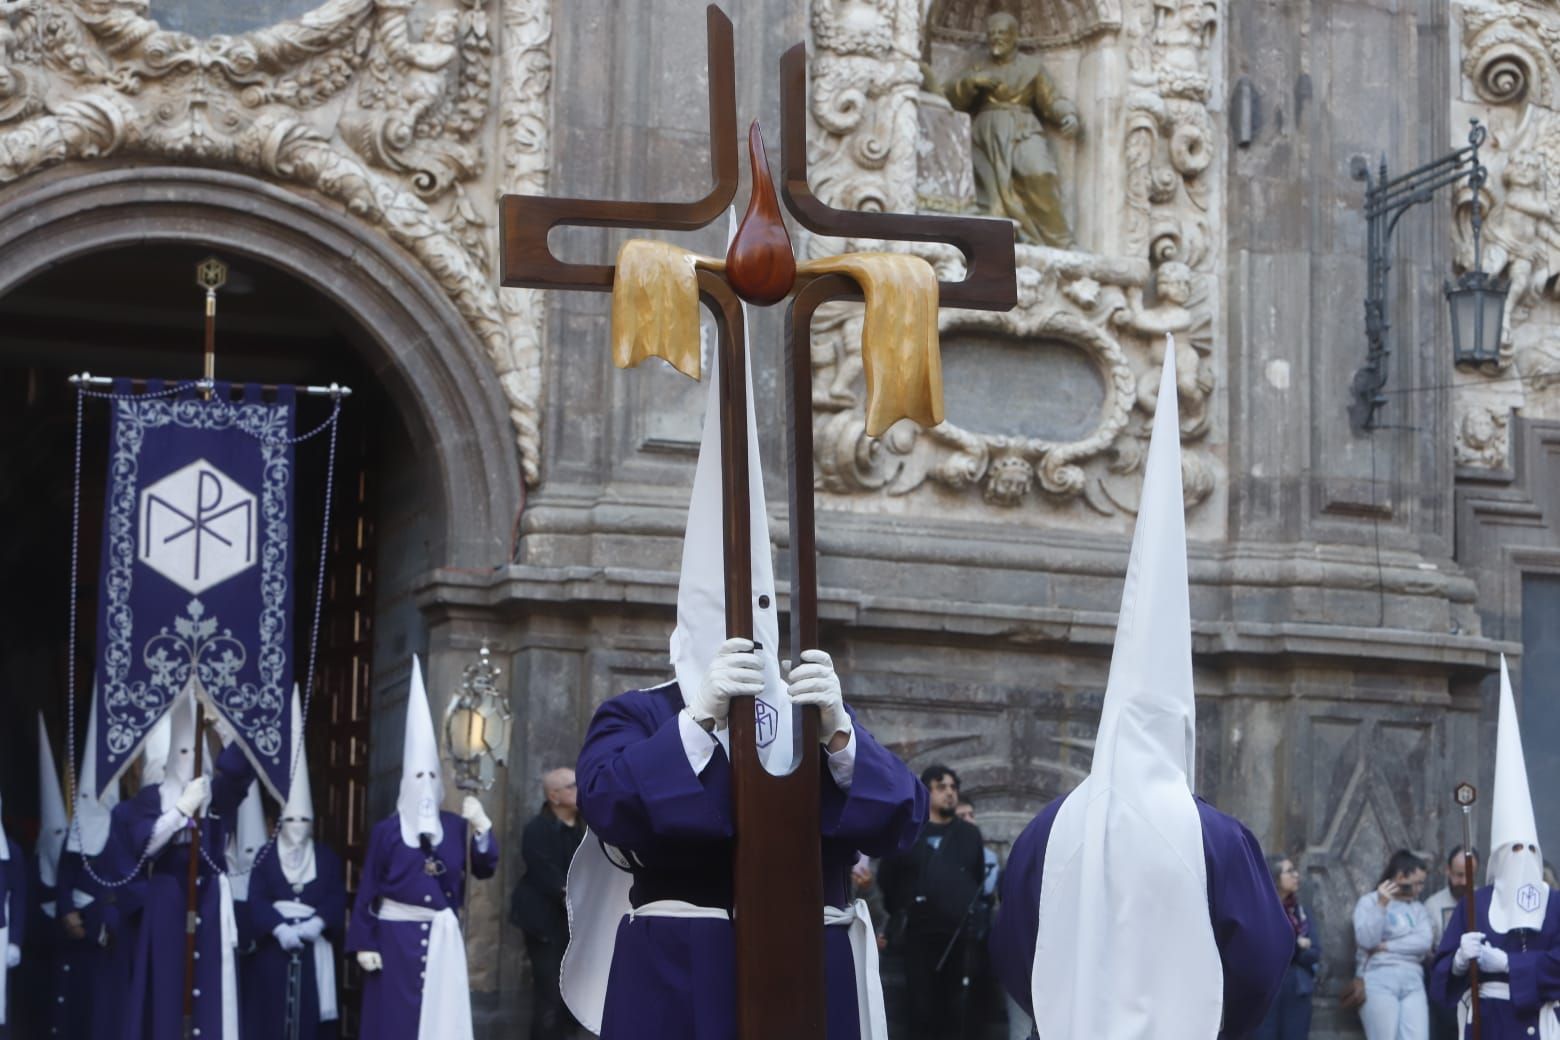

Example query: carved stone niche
[807,0,1224,528]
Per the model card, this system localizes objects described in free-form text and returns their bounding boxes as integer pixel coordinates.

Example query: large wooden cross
[499,8,1015,1036]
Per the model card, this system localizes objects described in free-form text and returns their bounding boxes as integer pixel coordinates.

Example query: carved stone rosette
[809,0,1223,523]
[1451,0,1560,469]
[0,0,551,485]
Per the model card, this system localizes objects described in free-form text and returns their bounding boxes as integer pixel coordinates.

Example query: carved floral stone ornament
[806,0,1222,520]
[1452,0,1560,468]
[0,0,551,484]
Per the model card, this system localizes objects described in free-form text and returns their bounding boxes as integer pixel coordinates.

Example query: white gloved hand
[274,923,304,952]
[1478,942,1510,974]
[786,649,851,743]
[461,795,492,839]
[295,917,325,942]
[688,638,763,727]
[5,944,18,968]
[356,951,383,972]
[1454,931,1485,975]
[175,776,212,818]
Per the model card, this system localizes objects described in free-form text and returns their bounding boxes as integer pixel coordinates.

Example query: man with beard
[1424,846,1479,1040]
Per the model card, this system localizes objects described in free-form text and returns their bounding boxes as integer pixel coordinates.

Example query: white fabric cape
[396,655,445,848]
[1488,654,1548,933]
[1032,340,1224,1038]
[562,210,794,1030]
[66,686,118,858]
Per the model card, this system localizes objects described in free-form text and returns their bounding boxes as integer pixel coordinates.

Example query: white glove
[295,917,325,942]
[1454,931,1485,974]
[1478,942,1510,974]
[175,776,212,818]
[461,795,492,839]
[274,923,304,952]
[5,944,18,968]
[786,649,851,742]
[688,638,763,726]
[356,951,382,972]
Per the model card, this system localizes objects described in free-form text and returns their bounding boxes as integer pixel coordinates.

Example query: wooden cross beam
[499,8,1016,1037]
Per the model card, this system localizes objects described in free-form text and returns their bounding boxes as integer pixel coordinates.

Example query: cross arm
[778,44,1017,312]
[499,5,740,293]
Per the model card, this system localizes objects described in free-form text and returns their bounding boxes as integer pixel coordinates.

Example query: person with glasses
[1354,850,1433,1040]
[1255,856,1322,1040]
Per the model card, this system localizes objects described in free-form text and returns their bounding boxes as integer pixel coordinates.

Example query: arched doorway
[0,164,522,1035]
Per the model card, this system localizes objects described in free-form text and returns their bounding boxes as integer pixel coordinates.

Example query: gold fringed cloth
[611,239,706,381]
[797,252,942,436]
[610,240,943,436]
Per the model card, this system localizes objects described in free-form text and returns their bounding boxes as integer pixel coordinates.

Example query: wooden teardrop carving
[725,121,797,306]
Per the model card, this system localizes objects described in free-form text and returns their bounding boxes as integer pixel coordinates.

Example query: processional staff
[1455,781,1482,1039]
[183,256,228,1039]
[499,7,1016,1037]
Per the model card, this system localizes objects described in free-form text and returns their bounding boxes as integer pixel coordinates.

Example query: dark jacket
[878,817,985,937]
[509,805,584,944]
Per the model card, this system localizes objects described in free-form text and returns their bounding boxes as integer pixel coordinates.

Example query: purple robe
[989,793,1292,1039]
[103,742,255,1040]
[1429,885,1560,1037]
[576,682,926,1040]
[242,841,346,1040]
[45,849,124,1040]
[345,810,497,1040]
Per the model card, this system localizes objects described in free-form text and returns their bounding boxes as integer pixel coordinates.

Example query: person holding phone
[1354,850,1434,1040]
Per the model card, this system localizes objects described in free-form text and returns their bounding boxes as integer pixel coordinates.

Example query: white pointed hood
[36,714,68,890]
[139,709,173,788]
[397,655,444,847]
[1031,339,1224,1037]
[667,212,791,773]
[279,685,317,887]
[227,781,266,902]
[1488,654,1547,932]
[67,687,119,858]
[158,687,204,814]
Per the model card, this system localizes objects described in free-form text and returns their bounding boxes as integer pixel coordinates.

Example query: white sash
[377,899,473,1040]
[825,900,888,1040]
[628,900,730,921]
[68,889,94,909]
[1458,983,1560,1040]
[273,898,339,1022]
[219,873,239,1040]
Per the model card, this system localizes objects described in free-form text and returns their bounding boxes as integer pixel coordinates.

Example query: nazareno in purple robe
[989,792,1292,1039]
[242,840,346,1040]
[101,741,255,1040]
[46,849,125,1040]
[576,681,927,1040]
[1430,884,1560,1037]
[345,810,498,1040]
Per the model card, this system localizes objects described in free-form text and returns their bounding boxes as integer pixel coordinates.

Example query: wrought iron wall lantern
[442,643,513,792]
[1350,119,1508,432]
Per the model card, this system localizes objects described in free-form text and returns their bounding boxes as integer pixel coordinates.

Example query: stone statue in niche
[933,11,1080,248]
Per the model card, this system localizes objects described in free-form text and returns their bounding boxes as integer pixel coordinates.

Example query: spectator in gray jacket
[1353,850,1433,1040]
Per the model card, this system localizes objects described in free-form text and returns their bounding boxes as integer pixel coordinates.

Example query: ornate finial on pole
[194,256,228,397]
[1455,781,1483,1039]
